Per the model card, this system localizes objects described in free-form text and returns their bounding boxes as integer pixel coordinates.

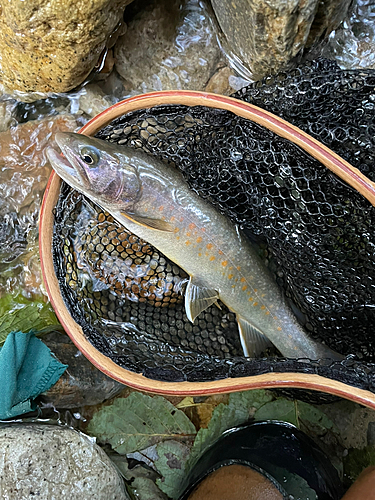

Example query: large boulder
[0,0,132,94]
[210,0,352,79]
[0,424,129,499]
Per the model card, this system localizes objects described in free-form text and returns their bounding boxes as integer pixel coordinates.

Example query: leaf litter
[86,389,375,499]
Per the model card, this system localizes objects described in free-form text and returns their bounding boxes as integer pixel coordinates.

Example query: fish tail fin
[237,316,274,357]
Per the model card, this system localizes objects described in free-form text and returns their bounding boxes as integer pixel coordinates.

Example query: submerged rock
[322,0,375,69]
[0,424,129,499]
[0,0,133,94]
[0,115,77,297]
[211,0,352,80]
[41,331,124,408]
[114,0,221,93]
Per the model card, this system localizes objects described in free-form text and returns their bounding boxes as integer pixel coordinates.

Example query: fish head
[46,132,141,211]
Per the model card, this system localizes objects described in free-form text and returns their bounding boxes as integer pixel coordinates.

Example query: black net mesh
[52,59,375,394]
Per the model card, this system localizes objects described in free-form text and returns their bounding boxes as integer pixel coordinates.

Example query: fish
[46,132,343,360]
[60,189,243,359]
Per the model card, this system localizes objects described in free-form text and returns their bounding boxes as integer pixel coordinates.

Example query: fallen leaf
[186,390,273,470]
[155,440,191,499]
[87,392,197,454]
[254,399,298,426]
[344,446,375,487]
[0,293,61,346]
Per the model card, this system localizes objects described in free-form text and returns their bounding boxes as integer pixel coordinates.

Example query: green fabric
[0,331,67,419]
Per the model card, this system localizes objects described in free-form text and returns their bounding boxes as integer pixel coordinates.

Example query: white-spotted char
[46,132,342,360]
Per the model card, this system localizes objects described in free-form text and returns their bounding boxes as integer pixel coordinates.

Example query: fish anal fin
[120,212,174,232]
[185,277,219,323]
[237,316,274,358]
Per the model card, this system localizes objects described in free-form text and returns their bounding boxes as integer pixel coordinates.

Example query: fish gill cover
[52,59,375,392]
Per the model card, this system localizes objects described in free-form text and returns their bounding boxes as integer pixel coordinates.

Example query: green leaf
[130,477,167,500]
[186,390,273,470]
[108,453,167,500]
[87,392,197,454]
[254,399,299,426]
[155,440,190,499]
[344,446,375,485]
[297,400,337,433]
[0,293,61,346]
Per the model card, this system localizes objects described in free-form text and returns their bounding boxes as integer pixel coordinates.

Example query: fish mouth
[46,133,91,189]
[46,146,79,182]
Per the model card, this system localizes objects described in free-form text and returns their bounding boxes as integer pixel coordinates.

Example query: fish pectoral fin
[237,316,274,358]
[120,212,174,232]
[185,278,219,323]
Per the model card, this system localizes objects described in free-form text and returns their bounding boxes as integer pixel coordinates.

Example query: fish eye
[80,146,100,166]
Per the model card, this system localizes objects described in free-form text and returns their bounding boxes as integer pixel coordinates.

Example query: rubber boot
[178,420,344,500]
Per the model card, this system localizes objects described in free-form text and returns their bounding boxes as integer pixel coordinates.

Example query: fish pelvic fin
[237,316,274,357]
[185,277,220,323]
[120,212,174,232]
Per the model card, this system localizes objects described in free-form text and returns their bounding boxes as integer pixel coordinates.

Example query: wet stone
[0,0,133,93]
[114,0,221,93]
[211,0,351,79]
[0,424,128,500]
[40,331,124,408]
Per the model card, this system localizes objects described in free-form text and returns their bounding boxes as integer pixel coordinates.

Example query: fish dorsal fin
[185,277,220,323]
[120,212,174,232]
[237,316,274,357]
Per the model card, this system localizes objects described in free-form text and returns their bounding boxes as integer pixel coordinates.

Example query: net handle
[79,90,375,207]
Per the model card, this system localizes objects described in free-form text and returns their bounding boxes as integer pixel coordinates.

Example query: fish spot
[176,236,180,241]
[228,274,234,279]
[242,285,247,291]
[170,216,175,222]
[248,297,253,302]
[159,206,164,211]
[265,311,270,315]
[277,327,282,331]
[186,232,191,237]
[209,255,215,261]
[198,252,202,257]
[174,227,180,233]
[185,240,191,246]
[218,249,223,255]
[240,277,246,283]
[237,266,241,271]
[189,223,196,230]
[261,305,266,310]
[254,289,258,293]
[196,236,202,243]
[221,261,228,267]
[253,302,258,306]
[206,243,213,250]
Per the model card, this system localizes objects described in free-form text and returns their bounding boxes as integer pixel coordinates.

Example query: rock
[367,421,375,447]
[0,102,15,132]
[204,65,237,96]
[41,331,124,408]
[78,84,113,119]
[114,0,221,93]
[322,401,375,450]
[321,0,375,69]
[0,424,129,499]
[210,0,352,80]
[0,0,133,94]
